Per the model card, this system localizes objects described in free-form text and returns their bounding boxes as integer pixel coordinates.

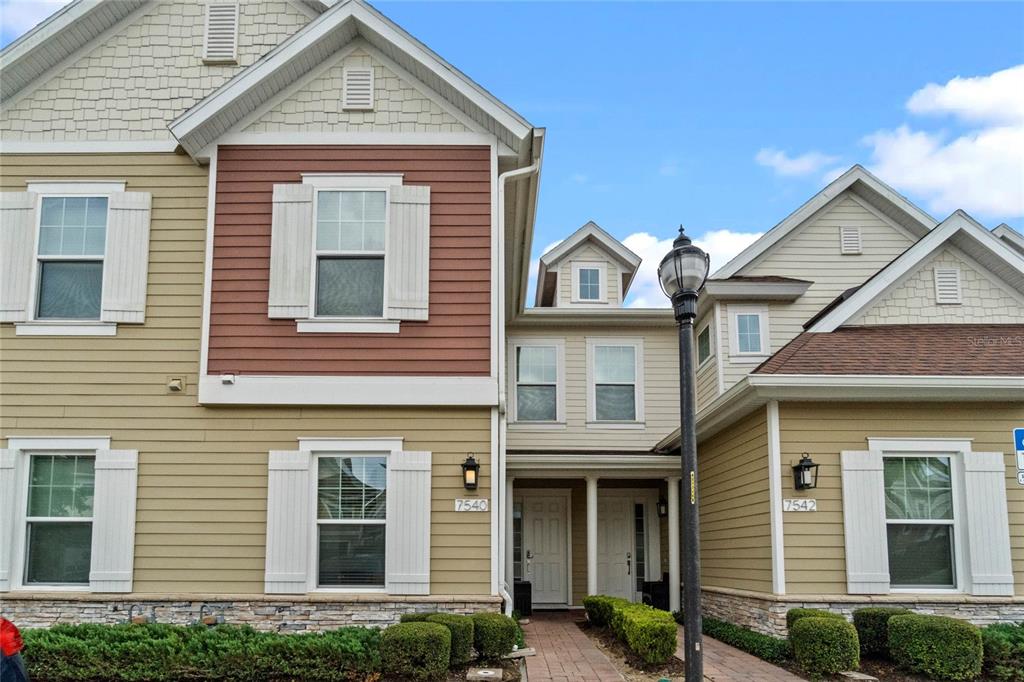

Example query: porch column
[667,476,681,612]
[586,475,598,596]
[505,476,515,600]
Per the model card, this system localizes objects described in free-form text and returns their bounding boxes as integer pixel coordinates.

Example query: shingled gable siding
[209,145,491,376]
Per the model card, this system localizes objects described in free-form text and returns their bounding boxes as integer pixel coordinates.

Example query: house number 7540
[455,499,489,512]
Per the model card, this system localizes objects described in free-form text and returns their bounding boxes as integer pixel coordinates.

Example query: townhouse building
[1,0,1022,638]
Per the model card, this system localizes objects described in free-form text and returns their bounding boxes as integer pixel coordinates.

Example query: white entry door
[522,493,569,605]
[597,495,635,601]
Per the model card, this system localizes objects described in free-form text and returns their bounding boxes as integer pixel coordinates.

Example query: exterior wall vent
[934,267,962,304]
[203,3,239,63]
[343,67,375,110]
[839,226,862,255]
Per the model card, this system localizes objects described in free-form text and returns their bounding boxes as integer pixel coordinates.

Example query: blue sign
[1016,428,1024,454]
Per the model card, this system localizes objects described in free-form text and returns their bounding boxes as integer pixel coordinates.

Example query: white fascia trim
[808,211,1024,332]
[714,165,936,279]
[766,401,785,595]
[507,453,680,472]
[15,322,116,336]
[539,221,641,272]
[1,140,179,154]
[301,173,403,188]
[297,437,403,452]
[199,148,217,378]
[867,437,973,454]
[198,375,498,406]
[210,132,500,151]
[993,224,1024,258]
[25,181,125,194]
[6,436,111,451]
[703,280,812,300]
[747,374,1024,400]
[296,319,400,334]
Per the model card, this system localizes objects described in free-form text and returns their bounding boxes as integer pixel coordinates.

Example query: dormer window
[571,262,606,303]
[203,3,239,64]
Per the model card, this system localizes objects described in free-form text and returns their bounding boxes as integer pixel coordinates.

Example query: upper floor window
[728,305,769,359]
[510,339,564,424]
[884,456,956,589]
[316,454,387,588]
[25,453,95,585]
[587,338,644,424]
[571,262,606,303]
[697,323,712,366]
[36,196,107,320]
[315,190,386,318]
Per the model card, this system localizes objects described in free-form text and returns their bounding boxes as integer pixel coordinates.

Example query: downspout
[496,137,541,616]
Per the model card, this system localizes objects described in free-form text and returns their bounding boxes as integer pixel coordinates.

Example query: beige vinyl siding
[556,243,623,307]
[697,409,772,593]
[856,246,1024,325]
[0,153,492,597]
[719,193,916,389]
[507,324,677,451]
[778,401,1024,596]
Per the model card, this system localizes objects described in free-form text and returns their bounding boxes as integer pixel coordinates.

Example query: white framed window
[571,261,607,303]
[728,305,770,359]
[934,267,962,305]
[314,189,387,318]
[202,2,239,64]
[586,337,644,426]
[23,453,95,586]
[697,322,712,367]
[34,195,108,321]
[509,338,565,425]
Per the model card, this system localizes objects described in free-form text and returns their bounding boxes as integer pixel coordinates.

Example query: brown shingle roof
[755,325,1024,376]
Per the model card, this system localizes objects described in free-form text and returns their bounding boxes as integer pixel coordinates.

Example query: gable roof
[168,0,533,158]
[713,165,937,279]
[806,210,1024,332]
[534,221,642,306]
[994,223,1024,258]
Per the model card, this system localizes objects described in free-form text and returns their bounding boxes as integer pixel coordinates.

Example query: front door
[521,493,568,605]
[597,495,635,601]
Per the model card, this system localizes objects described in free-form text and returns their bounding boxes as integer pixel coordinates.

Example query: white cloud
[863,64,1024,218]
[755,148,840,177]
[659,160,680,177]
[0,0,71,42]
[622,229,763,308]
[569,173,588,185]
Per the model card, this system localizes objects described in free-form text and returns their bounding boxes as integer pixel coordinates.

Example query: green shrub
[400,611,438,623]
[380,622,450,681]
[699,617,791,665]
[982,623,1024,681]
[889,614,982,681]
[786,608,846,631]
[582,595,629,628]
[790,616,860,678]
[852,607,911,658]
[425,613,474,667]
[471,612,518,660]
[613,603,676,665]
[21,623,381,682]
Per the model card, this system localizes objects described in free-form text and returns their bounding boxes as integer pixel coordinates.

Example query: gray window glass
[736,313,762,353]
[36,196,106,320]
[317,456,387,588]
[38,197,107,257]
[315,190,386,318]
[884,457,955,588]
[25,455,94,585]
[516,346,557,422]
[316,257,384,317]
[578,267,600,300]
[698,326,711,364]
[37,262,103,319]
[594,345,637,421]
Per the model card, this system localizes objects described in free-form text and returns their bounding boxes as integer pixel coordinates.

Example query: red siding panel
[207,145,491,376]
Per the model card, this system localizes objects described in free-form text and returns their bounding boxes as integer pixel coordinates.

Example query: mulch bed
[382,659,522,681]
[850,658,950,681]
[577,620,686,680]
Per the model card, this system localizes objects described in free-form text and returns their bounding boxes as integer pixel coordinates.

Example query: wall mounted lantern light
[792,453,819,491]
[657,497,669,518]
[462,454,480,490]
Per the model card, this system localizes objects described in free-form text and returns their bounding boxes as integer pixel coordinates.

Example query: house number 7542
[783,499,817,512]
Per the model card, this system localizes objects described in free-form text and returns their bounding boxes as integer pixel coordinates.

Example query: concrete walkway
[677,626,805,681]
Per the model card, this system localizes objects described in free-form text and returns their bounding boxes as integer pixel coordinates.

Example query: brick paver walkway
[521,611,623,681]
[677,625,805,681]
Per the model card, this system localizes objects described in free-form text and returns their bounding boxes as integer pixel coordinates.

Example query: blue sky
[3,1,1022,306]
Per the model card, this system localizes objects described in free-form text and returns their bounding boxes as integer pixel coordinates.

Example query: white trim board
[766,400,785,595]
[1,140,179,154]
[198,375,498,406]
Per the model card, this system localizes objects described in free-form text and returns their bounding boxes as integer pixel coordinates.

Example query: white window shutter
[386,185,430,321]
[386,450,431,595]
[90,449,138,592]
[101,192,152,324]
[343,67,374,110]
[839,226,862,255]
[0,450,16,591]
[0,192,37,322]
[268,184,314,319]
[934,267,962,304]
[964,452,1014,596]
[265,450,311,594]
[203,3,239,62]
[840,450,890,594]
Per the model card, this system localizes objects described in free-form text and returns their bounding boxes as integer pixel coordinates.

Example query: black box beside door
[513,581,532,616]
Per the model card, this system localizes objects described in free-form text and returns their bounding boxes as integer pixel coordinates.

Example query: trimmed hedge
[582,595,630,628]
[380,621,450,681]
[889,614,982,681]
[22,623,381,682]
[698,617,791,665]
[786,608,846,631]
[982,623,1024,681]
[471,613,518,660]
[612,603,676,665]
[399,612,438,623]
[852,607,911,658]
[790,616,860,678]
[425,613,474,666]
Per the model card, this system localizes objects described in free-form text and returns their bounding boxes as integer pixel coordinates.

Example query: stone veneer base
[0,594,501,631]
[701,587,1024,638]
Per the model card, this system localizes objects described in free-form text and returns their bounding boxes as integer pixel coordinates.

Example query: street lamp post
[658,226,710,681]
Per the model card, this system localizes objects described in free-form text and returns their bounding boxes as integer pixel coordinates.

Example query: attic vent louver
[839,226,862,255]
[343,67,374,110]
[203,3,239,63]
[934,267,962,304]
